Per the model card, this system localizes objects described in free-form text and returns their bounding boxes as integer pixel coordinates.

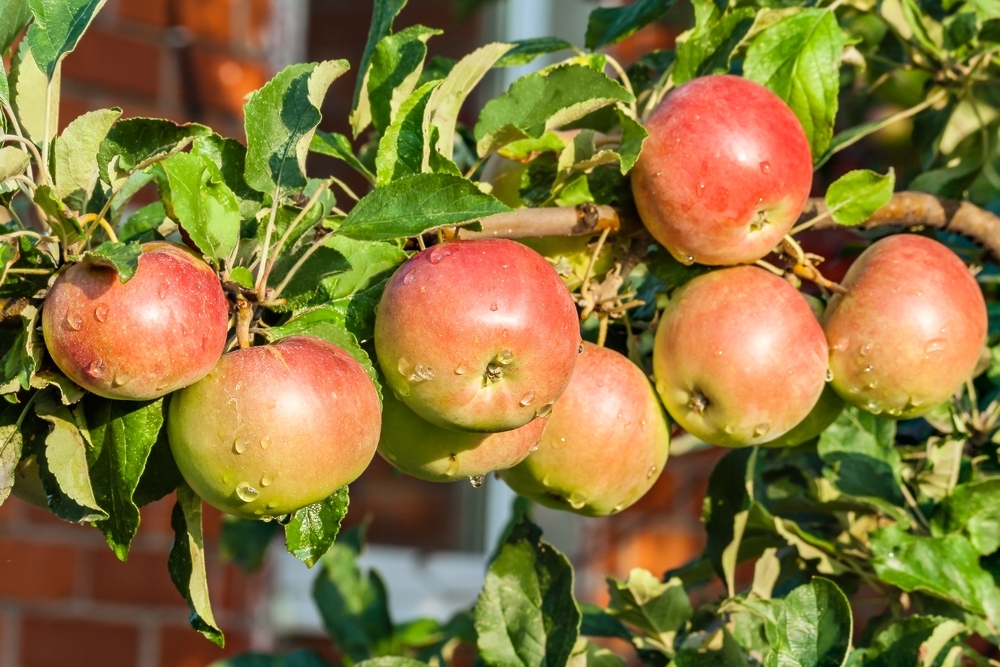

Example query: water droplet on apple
[86,359,105,379]
[520,390,535,407]
[501,328,509,339]
[754,423,770,436]
[868,380,879,389]
[498,349,514,365]
[260,436,271,450]
[266,501,278,510]
[697,182,706,198]
[568,497,586,510]
[402,271,415,285]
[454,363,468,375]
[446,456,460,477]
[233,439,249,454]
[863,365,873,373]
[759,161,771,174]
[266,398,277,409]
[866,400,883,414]
[724,424,736,434]
[157,283,169,300]
[860,344,872,357]
[535,402,554,418]
[397,357,413,378]
[66,312,83,330]
[682,255,695,265]
[554,437,566,449]
[112,371,131,387]
[529,445,539,453]
[924,339,947,354]
[647,465,657,478]
[217,427,229,441]
[470,475,485,488]
[94,304,109,322]
[428,246,454,264]
[832,337,849,352]
[490,302,498,311]
[260,472,274,487]
[235,483,259,502]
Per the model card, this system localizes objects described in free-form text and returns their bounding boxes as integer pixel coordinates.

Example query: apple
[631,75,814,266]
[653,266,829,447]
[42,242,230,400]
[760,384,845,448]
[499,343,670,516]
[374,239,581,433]
[378,388,546,482]
[823,234,987,419]
[167,335,381,518]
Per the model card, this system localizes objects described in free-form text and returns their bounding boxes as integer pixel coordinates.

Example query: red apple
[167,335,381,518]
[631,75,814,266]
[378,388,546,482]
[42,242,229,400]
[374,239,581,433]
[653,266,829,447]
[500,343,670,516]
[824,234,987,418]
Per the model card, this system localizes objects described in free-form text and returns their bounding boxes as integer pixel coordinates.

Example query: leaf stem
[97,218,118,243]
[330,176,361,202]
[604,54,638,118]
[260,180,332,294]
[40,78,54,186]
[270,235,328,300]
[255,186,283,301]
[7,267,53,274]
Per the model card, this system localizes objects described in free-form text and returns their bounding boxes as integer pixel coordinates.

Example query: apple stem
[236,297,254,349]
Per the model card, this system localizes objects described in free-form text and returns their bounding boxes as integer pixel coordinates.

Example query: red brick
[178,0,235,44]
[189,51,269,117]
[59,94,92,132]
[61,27,162,98]
[139,495,177,538]
[612,526,705,582]
[117,0,170,27]
[90,548,187,608]
[158,626,250,667]
[0,538,77,600]
[20,616,139,667]
[23,504,71,526]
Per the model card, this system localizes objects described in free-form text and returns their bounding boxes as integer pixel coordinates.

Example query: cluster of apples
[632,75,988,448]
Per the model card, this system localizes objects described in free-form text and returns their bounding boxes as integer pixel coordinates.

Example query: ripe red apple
[167,335,381,518]
[653,266,829,447]
[378,389,546,482]
[374,239,581,433]
[499,343,670,516]
[42,242,229,400]
[824,234,987,418]
[631,75,814,266]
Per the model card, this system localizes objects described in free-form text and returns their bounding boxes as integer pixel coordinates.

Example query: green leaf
[817,407,903,506]
[229,266,255,290]
[53,108,121,208]
[674,628,749,666]
[220,516,280,573]
[161,152,240,260]
[26,0,107,77]
[98,118,211,186]
[0,404,23,506]
[169,484,224,647]
[375,80,440,186]
[605,570,691,654]
[316,236,406,302]
[585,0,676,50]
[312,528,394,663]
[0,146,31,182]
[284,486,350,568]
[496,38,574,68]
[870,524,1000,626]
[567,639,624,667]
[10,40,59,145]
[73,241,143,283]
[85,397,164,560]
[674,1,755,85]
[931,479,1000,555]
[859,616,968,667]
[191,134,265,221]
[338,173,509,241]
[34,391,107,522]
[244,60,349,195]
[474,65,634,157]
[210,651,334,667]
[824,168,895,226]
[475,516,580,667]
[352,0,409,114]
[119,202,167,244]
[768,578,852,667]
[311,131,376,183]
[0,59,9,111]
[356,659,427,667]
[132,428,182,508]
[744,9,846,159]
[0,303,41,395]
[352,24,440,136]
[427,42,515,166]
[0,0,32,56]
[616,109,647,174]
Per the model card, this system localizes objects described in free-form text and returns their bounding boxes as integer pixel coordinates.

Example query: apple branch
[449,203,622,240]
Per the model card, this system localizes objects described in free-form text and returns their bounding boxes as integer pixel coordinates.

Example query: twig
[97,218,118,243]
[450,203,620,240]
[7,268,53,275]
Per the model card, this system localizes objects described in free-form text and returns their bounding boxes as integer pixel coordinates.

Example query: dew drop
[470,475,485,488]
[217,427,229,440]
[697,182,706,198]
[402,271,415,285]
[863,365,873,373]
[112,371,131,388]
[832,337,849,352]
[397,383,411,397]
[266,397,278,409]
[759,161,771,175]
[397,357,413,378]
[235,482,259,502]
[501,328,509,340]
[260,472,274,487]
[454,363,468,375]
[859,344,872,357]
[568,497,586,510]
[446,456,461,478]
[86,359,105,379]
[681,255,695,265]
[520,390,535,407]
[260,436,271,450]
[157,283,169,300]
[233,438,249,455]
[429,246,454,264]
[66,312,83,331]
[826,369,834,382]
[498,349,514,365]
[223,473,233,486]
[866,401,883,414]
[754,423,770,437]
[553,437,566,450]
[266,501,278,510]
[867,380,879,389]
[490,302,498,311]
[647,465,657,479]
[94,304,109,322]
[640,420,647,430]
[529,444,539,453]
[724,424,736,435]
[535,402,554,419]
[924,338,947,354]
